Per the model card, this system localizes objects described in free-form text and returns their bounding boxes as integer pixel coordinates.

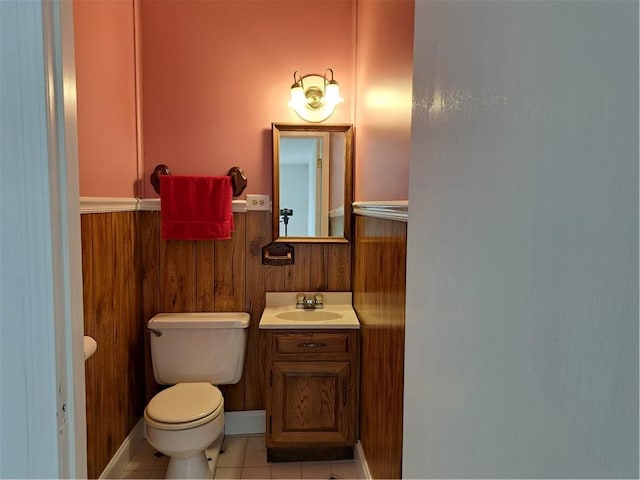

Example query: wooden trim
[343,127,354,240]
[80,197,139,213]
[267,446,354,462]
[272,123,353,243]
[271,125,281,239]
[132,0,144,198]
[352,200,408,222]
[80,198,407,219]
[138,198,247,213]
[81,197,247,213]
[137,198,161,211]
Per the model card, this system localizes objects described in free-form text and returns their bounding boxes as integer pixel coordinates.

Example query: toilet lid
[146,383,223,424]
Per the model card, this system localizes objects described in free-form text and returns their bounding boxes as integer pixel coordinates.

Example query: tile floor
[119,434,361,480]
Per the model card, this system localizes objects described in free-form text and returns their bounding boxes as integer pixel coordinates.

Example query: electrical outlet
[246,194,270,211]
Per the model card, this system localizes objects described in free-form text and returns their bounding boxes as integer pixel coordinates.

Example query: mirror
[272,123,353,243]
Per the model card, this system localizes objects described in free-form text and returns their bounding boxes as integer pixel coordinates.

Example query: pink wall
[354,0,414,201]
[140,0,355,198]
[74,0,139,197]
[75,0,413,201]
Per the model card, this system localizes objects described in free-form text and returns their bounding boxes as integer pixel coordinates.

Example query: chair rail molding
[80,197,247,213]
[352,201,408,222]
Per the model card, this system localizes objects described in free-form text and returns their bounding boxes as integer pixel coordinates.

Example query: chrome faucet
[296,292,324,309]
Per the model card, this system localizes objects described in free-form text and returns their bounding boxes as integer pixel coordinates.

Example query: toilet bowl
[143,312,250,479]
[144,383,224,479]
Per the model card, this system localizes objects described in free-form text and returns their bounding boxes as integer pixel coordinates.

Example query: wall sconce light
[289,68,344,123]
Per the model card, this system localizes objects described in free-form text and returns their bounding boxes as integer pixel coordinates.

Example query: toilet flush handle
[147,327,163,337]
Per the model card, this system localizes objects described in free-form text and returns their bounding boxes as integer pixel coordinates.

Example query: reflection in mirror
[272,123,353,243]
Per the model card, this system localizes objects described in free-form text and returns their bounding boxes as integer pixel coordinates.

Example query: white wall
[404,1,638,478]
[280,165,311,236]
[1,1,61,476]
[1,1,85,477]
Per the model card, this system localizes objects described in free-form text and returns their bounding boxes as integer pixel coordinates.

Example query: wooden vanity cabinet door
[266,330,360,453]
[269,360,355,445]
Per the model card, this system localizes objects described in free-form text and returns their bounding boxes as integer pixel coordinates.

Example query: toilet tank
[148,312,250,385]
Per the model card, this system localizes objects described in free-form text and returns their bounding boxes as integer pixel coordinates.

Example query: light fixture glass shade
[289,72,343,123]
[289,85,306,109]
[323,81,343,105]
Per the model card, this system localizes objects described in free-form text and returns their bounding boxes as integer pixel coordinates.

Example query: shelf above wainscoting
[352,201,408,222]
[80,197,247,214]
[80,197,140,213]
[80,198,405,221]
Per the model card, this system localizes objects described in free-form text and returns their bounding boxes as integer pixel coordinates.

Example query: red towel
[160,175,234,240]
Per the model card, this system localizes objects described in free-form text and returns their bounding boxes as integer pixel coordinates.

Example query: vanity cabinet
[265,330,360,461]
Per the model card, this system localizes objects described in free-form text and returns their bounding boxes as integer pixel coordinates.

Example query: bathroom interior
[9,0,633,479]
[77,0,410,478]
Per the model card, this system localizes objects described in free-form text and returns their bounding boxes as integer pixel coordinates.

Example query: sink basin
[276,310,343,321]
[259,292,360,329]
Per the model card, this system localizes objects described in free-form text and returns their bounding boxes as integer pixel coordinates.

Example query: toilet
[144,312,250,479]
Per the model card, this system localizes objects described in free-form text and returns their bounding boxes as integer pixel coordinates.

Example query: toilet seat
[144,382,223,431]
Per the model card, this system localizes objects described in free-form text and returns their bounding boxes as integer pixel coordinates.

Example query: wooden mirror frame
[272,123,353,243]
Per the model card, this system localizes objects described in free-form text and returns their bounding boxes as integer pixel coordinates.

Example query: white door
[0,1,86,477]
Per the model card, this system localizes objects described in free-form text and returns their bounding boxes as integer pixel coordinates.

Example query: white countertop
[259,292,360,330]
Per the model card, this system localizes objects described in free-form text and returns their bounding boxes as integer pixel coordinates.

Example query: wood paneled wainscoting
[140,210,351,411]
[353,214,407,480]
[81,207,351,478]
[81,212,144,479]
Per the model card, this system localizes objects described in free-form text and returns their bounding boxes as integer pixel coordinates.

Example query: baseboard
[224,410,369,478]
[354,441,372,480]
[99,413,365,477]
[224,409,265,435]
[99,418,145,480]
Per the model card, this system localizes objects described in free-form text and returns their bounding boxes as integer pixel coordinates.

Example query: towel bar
[150,164,247,197]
